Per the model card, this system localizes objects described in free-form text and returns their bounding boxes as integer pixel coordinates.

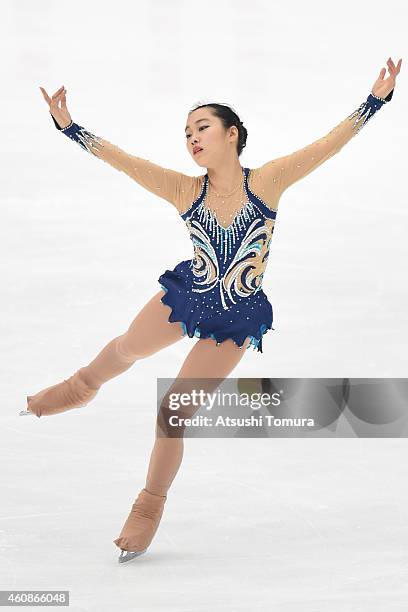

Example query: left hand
[371,57,402,99]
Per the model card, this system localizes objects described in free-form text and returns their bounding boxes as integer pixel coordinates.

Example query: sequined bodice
[181,168,277,310]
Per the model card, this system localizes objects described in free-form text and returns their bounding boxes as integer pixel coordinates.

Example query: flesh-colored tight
[76,289,251,497]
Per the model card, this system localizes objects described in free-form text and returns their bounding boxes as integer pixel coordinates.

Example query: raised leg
[26,290,185,417]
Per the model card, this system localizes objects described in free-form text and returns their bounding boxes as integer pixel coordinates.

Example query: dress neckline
[203,167,251,231]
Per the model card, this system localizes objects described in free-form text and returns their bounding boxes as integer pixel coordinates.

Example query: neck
[206,158,243,195]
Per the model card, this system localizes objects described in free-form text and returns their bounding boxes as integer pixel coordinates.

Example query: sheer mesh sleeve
[51,114,197,213]
[252,89,394,206]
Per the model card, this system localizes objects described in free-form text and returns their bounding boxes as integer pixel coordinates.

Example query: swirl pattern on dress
[222,218,274,307]
[187,219,220,293]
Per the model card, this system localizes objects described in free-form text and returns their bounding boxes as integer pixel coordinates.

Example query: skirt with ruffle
[158,259,275,353]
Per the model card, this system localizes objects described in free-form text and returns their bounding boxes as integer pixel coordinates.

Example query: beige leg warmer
[113,488,167,552]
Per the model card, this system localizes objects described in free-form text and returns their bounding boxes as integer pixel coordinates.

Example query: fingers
[60,91,67,109]
[51,88,67,109]
[39,85,66,107]
[387,58,396,77]
[39,86,51,105]
[52,85,65,99]
[387,57,403,75]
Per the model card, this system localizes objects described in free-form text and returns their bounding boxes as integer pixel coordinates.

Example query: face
[185,107,239,168]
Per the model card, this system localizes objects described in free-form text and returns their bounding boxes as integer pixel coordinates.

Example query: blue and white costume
[51,89,393,353]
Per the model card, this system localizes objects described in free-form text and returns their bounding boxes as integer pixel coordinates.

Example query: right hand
[39,85,72,129]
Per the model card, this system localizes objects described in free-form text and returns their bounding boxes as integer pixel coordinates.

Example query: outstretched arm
[51,115,195,211]
[40,85,196,213]
[256,57,402,201]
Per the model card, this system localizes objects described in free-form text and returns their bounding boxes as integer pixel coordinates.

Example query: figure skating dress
[51,88,393,353]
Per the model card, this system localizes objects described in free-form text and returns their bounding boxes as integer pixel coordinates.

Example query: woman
[23,57,401,563]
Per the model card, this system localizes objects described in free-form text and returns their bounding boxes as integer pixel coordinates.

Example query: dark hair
[188,102,248,157]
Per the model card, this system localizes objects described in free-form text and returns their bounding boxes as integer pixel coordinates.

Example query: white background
[1,0,407,610]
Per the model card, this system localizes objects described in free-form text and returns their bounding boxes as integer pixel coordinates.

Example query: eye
[186,125,208,139]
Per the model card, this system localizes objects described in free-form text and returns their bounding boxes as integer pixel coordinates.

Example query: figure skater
[23,57,401,563]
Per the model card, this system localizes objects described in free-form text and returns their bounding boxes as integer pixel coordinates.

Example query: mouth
[193,148,203,155]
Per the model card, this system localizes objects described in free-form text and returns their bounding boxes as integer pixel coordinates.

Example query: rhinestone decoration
[56,89,391,354]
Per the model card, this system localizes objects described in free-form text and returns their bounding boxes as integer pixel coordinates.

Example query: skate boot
[24,368,99,418]
[114,488,167,563]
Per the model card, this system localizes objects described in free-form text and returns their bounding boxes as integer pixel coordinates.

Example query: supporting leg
[114,336,252,558]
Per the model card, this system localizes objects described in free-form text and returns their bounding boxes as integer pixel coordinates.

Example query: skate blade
[19,404,86,417]
[118,548,147,563]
